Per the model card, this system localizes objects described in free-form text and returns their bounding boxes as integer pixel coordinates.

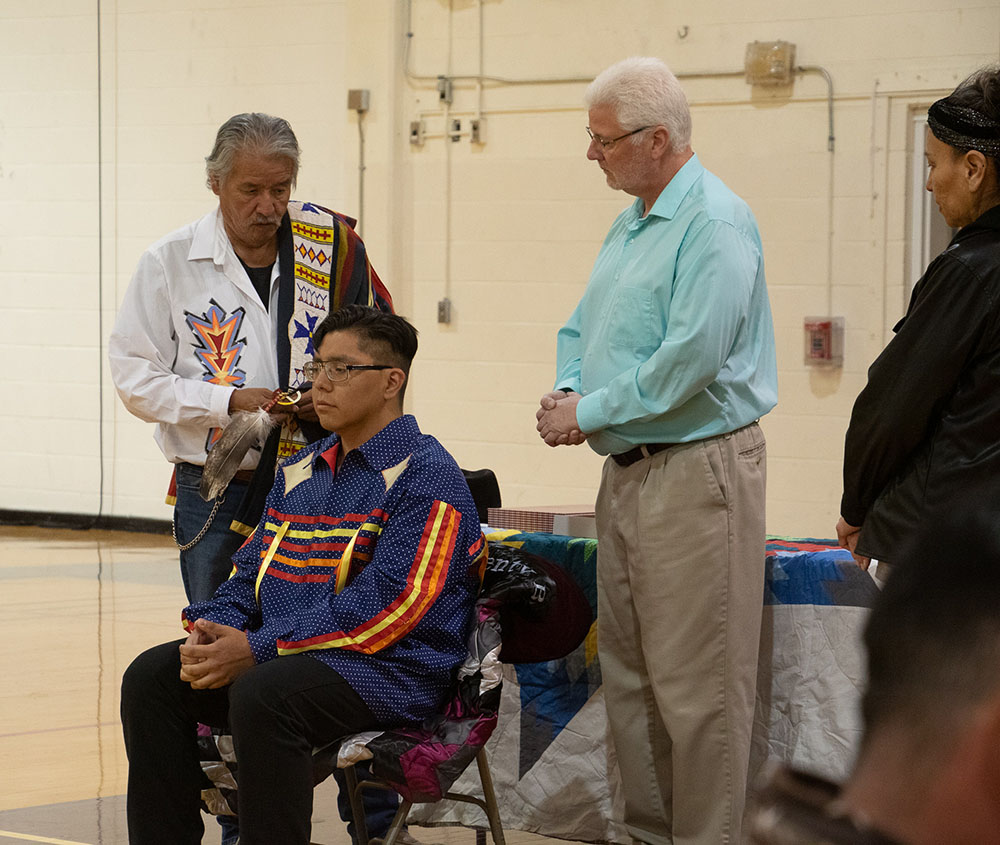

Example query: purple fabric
[338,596,502,802]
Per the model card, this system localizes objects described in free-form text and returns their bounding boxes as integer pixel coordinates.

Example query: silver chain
[173,493,225,552]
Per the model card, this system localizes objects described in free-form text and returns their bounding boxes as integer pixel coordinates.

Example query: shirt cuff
[575,392,606,434]
[246,626,279,663]
[839,494,867,528]
[210,385,238,427]
[181,604,250,633]
[554,379,581,394]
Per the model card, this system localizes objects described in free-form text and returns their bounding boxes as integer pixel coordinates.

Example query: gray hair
[585,57,692,153]
[205,113,300,189]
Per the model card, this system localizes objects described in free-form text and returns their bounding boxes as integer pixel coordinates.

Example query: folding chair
[460,468,501,524]
[334,540,594,845]
[334,593,506,845]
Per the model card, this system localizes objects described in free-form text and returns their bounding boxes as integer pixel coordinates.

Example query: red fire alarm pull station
[803,316,844,367]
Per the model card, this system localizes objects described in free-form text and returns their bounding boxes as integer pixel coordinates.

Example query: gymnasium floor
[0,525,547,845]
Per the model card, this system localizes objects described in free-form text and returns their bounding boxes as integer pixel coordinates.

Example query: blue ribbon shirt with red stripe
[182,414,484,725]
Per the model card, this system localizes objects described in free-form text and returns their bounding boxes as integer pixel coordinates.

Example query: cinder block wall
[1,0,357,519]
[2,0,997,537]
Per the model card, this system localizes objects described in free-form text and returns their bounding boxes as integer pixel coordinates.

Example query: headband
[927,98,1000,158]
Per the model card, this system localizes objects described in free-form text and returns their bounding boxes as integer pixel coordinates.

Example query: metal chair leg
[476,748,505,845]
[379,799,412,845]
[343,765,371,845]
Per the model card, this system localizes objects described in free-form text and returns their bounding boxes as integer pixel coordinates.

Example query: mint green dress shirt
[555,154,778,456]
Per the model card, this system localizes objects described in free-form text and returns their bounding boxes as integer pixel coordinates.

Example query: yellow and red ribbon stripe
[276,499,459,656]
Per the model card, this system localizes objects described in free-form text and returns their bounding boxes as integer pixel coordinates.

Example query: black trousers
[121,640,381,845]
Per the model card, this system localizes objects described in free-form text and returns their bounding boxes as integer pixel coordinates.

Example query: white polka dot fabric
[183,415,485,724]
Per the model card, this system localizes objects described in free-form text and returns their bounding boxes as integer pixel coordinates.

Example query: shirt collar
[318,440,341,472]
[356,415,421,470]
[316,414,421,474]
[633,152,704,223]
[187,207,223,263]
[187,206,292,266]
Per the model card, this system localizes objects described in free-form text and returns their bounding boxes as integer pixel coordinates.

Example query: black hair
[861,511,1000,752]
[311,305,418,397]
[939,64,1000,173]
[949,64,1000,131]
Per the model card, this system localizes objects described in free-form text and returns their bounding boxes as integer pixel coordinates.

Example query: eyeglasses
[302,359,392,383]
[586,125,653,150]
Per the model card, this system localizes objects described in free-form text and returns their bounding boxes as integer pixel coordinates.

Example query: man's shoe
[392,829,445,845]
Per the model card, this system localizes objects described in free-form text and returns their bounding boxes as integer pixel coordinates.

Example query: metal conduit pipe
[403,0,837,321]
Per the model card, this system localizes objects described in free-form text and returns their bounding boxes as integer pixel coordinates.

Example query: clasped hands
[179,618,256,690]
[536,391,587,447]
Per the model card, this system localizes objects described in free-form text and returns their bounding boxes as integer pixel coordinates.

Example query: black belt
[180,462,256,484]
[611,422,761,468]
[611,443,673,467]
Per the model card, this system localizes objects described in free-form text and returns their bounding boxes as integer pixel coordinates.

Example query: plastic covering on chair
[331,594,503,803]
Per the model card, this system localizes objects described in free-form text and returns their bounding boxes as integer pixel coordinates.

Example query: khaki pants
[596,423,767,845]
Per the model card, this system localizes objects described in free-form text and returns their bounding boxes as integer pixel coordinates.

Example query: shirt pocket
[605,285,660,353]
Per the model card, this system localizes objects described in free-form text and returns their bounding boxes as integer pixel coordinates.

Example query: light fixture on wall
[744,41,797,87]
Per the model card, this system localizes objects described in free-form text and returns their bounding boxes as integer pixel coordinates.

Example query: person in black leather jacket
[837,64,1000,568]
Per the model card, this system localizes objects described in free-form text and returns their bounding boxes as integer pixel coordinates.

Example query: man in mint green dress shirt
[537,57,777,845]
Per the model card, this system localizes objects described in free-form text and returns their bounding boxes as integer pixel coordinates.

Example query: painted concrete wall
[2,0,998,537]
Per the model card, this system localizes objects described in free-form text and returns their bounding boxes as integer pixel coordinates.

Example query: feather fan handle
[199,407,278,501]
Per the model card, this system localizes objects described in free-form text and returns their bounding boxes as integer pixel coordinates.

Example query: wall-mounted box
[347,89,370,112]
[745,41,797,86]
[803,316,844,367]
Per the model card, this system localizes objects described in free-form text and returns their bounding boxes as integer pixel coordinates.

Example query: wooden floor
[0,525,554,845]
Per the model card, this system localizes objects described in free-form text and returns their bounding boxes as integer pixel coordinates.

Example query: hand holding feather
[199,396,281,501]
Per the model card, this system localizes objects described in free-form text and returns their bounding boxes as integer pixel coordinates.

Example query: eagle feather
[199,408,277,501]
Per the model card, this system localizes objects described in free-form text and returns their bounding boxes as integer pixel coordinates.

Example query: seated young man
[121,305,484,845]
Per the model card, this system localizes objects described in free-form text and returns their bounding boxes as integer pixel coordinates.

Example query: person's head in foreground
[842,515,1000,844]
[304,305,418,448]
[924,64,1000,229]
